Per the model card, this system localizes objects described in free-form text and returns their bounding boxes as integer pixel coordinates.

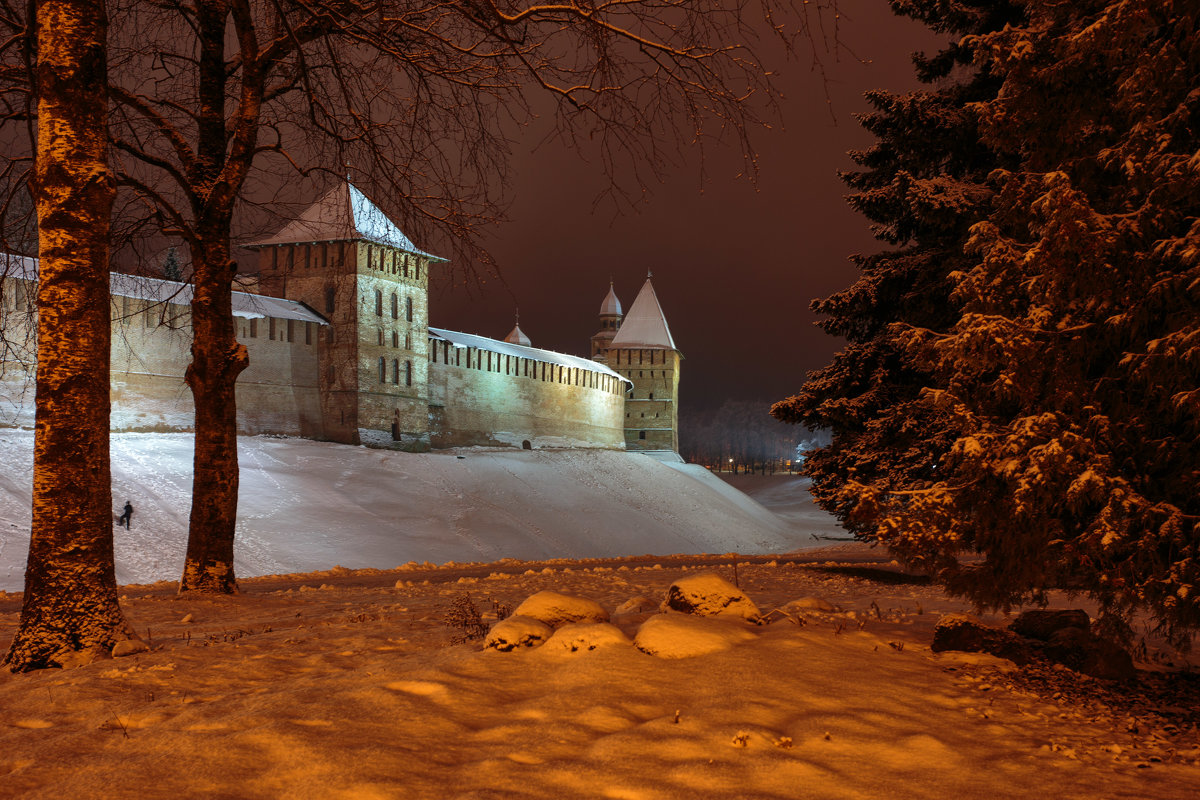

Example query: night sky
[428,1,942,414]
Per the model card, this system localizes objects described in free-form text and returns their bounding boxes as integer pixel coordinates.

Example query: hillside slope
[0,431,832,591]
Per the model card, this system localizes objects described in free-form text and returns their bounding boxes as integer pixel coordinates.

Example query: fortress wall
[109,304,324,436]
[232,315,324,438]
[0,286,323,436]
[427,346,626,449]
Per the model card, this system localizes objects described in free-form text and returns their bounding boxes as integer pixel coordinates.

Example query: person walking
[117,501,133,529]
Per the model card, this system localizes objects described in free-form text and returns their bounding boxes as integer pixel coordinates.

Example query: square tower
[247,182,446,446]
[602,277,681,453]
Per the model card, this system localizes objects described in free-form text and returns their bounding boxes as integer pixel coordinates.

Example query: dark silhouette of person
[118,501,133,529]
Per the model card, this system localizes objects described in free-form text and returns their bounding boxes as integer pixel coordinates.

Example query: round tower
[590,282,623,359]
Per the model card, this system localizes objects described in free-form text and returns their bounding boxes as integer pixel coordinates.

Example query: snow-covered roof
[599,283,622,317]
[3,253,328,325]
[1,252,36,281]
[244,182,446,261]
[609,277,677,350]
[429,327,631,385]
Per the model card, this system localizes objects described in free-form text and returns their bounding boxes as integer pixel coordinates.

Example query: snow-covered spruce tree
[906,0,1200,642]
[772,2,1018,542]
[785,0,1200,644]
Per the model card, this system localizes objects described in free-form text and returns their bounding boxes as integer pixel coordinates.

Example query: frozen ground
[1,559,1197,798]
[0,430,834,592]
[2,431,1198,797]
[718,473,853,538]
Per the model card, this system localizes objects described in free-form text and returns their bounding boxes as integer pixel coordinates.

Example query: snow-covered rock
[633,613,757,659]
[512,590,609,627]
[1008,609,1090,641]
[543,623,632,653]
[112,639,149,658]
[660,572,761,622]
[931,614,1032,664]
[485,615,553,651]
[614,596,657,615]
[784,596,840,613]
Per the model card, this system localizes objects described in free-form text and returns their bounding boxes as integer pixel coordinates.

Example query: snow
[4,558,1195,798]
[0,430,825,593]
[511,590,610,627]
[608,277,678,350]
[486,615,553,651]
[543,621,631,652]
[632,612,758,658]
[2,431,1198,797]
[243,182,445,262]
[661,572,762,621]
[430,327,630,384]
[4,253,328,325]
[348,183,442,259]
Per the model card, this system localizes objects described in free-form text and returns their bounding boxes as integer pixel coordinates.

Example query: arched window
[405,360,413,386]
[392,358,399,384]
[390,293,398,319]
[325,287,335,314]
[405,296,413,322]
[374,289,383,316]
[378,357,386,382]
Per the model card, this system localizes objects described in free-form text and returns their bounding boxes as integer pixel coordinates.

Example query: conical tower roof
[599,283,622,316]
[609,276,676,350]
[245,182,445,260]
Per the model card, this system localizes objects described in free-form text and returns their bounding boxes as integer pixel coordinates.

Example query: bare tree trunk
[180,236,246,593]
[177,0,249,593]
[4,0,133,671]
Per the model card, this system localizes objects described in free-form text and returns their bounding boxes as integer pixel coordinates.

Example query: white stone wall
[427,346,626,449]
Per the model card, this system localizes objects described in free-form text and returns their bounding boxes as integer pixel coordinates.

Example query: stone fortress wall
[426,331,627,449]
[0,182,680,453]
[0,265,327,437]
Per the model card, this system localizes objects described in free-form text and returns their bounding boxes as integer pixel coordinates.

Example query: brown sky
[427,1,942,415]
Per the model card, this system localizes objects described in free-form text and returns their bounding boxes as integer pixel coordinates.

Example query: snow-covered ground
[2,431,1198,797]
[1,559,1197,798]
[0,430,834,592]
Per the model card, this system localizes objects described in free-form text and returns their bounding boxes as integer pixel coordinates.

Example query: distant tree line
[681,400,824,474]
[774,0,1200,644]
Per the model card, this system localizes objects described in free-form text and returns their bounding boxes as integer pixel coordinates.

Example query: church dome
[599,284,622,317]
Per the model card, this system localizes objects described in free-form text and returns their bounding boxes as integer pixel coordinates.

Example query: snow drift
[0,431,830,591]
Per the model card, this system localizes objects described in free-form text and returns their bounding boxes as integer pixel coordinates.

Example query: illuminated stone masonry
[0,182,681,453]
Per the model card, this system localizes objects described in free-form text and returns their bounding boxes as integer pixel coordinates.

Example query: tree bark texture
[177,0,251,594]
[4,0,133,671]
[180,237,247,593]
